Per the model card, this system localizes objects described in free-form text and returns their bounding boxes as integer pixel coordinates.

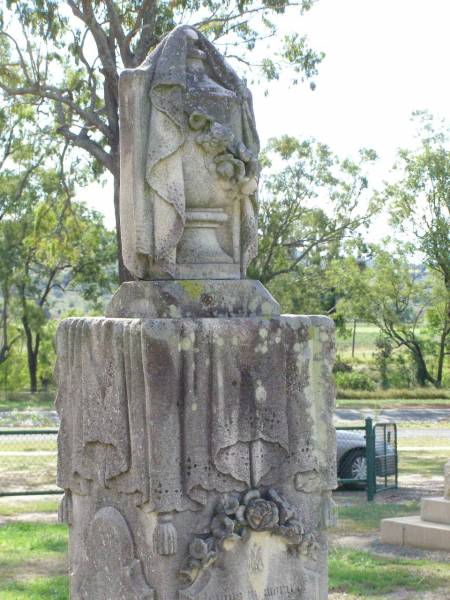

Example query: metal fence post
[365,417,376,502]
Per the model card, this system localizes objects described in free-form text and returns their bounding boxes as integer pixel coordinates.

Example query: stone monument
[381,459,450,551]
[56,25,337,600]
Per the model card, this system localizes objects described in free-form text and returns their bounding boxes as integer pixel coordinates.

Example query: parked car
[336,429,396,484]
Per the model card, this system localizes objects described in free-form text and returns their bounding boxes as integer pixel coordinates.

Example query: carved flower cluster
[189,112,258,195]
[179,488,318,586]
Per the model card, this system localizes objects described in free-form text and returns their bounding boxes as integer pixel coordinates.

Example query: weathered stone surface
[119,25,259,280]
[58,22,336,600]
[56,313,336,599]
[106,280,279,319]
[75,506,155,599]
[178,531,326,600]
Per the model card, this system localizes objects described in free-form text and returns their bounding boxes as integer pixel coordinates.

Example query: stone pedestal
[380,460,450,551]
[56,281,336,600]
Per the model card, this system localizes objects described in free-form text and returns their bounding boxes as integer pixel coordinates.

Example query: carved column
[56,281,336,599]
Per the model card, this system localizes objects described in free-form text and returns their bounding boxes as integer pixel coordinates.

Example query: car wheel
[339,448,367,482]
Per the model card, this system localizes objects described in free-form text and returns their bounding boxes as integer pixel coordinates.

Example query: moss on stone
[179,280,204,299]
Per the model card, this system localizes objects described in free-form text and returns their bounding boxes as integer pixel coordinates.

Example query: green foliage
[251,137,379,319]
[387,111,450,286]
[373,335,393,389]
[0,1,323,168]
[332,245,448,388]
[334,371,376,392]
[0,99,117,391]
[0,1,325,279]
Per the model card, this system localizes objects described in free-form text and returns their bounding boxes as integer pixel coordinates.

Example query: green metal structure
[336,417,398,501]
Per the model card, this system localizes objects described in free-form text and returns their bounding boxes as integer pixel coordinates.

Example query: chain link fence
[1,421,397,500]
[336,418,398,501]
[0,429,61,497]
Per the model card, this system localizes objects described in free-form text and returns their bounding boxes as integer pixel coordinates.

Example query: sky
[81,0,450,231]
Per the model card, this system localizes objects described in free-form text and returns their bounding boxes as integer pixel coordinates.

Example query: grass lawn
[329,500,450,598]
[329,549,449,597]
[337,396,450,409]
[0,522,68,599]
[336,323,380,356]
[0,498,59,516]
[334,501,420,535]
[399,451,450,477]
[0,410,448,598]
[0,454,57,492]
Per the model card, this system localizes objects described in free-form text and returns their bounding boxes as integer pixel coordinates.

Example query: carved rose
[268,488,295,525]
[189,538,209,560]
[245,498,279,531]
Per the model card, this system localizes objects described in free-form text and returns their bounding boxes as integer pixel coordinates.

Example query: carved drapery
[56,316,335,512]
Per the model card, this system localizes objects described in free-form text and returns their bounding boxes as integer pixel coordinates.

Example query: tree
[0,1,323,281]
[0,93,48,365]
[332,246,449,388]
[384,111,450,385]
[387,112,450,291]
[0,130,117,392]
[248,136,379,315]
[2,196,116,391]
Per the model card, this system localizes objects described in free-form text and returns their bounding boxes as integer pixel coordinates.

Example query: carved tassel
[153,513,177,556]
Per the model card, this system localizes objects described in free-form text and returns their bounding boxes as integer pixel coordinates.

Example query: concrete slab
[380,516,450,551]
[421,497,450,525]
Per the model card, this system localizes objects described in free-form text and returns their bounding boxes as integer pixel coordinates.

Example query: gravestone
[56,25,337,600]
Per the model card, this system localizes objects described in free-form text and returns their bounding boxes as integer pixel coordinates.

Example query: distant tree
[387,111,450,290]
[0,94,48,365]
[0,115,116,392]
[249,136,379,315]
[0,1,323,280]
[333,246,448,388]
[384,112,450,385]
[1,194,116,392]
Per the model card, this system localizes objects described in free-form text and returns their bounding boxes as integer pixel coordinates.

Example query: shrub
[335,371,376,391]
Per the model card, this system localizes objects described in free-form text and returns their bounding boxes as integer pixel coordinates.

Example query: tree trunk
[22,320,38,393]
[435,326,449,388]
[410,342,436,387]
[351,320,357,358]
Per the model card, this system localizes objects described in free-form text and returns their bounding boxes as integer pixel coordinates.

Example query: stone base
[421,497,450,525]
[57,285,336,599]
[106,280,280,319]
[380,515,450,551]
